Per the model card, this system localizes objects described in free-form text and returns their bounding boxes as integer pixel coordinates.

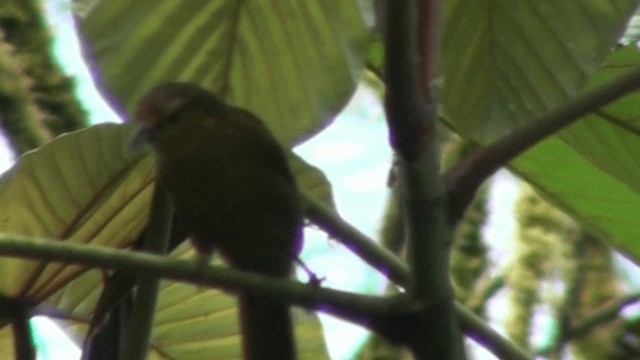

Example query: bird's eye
[167,111,182,125]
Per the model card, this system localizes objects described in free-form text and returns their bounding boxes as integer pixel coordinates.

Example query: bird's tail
[239,293,296,360]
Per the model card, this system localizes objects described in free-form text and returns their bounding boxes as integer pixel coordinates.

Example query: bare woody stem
[383,0,465,358]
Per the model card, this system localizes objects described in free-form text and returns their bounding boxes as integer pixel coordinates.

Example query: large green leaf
[512,45,640,260]
[0,327,15,358]
[442,1,640,259]
[0,124,153,299]
[78,0,371,145]
[0,123,333,358]
[512,137,640,259]
[558,45,640,189]
[442,0,637,141]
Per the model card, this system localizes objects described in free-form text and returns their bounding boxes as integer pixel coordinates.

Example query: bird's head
[129,82,228,156]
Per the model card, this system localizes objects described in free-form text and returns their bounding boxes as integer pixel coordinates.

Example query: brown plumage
[131,82,302,359]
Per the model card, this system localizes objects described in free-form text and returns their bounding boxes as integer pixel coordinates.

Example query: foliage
[0,0,86,154]
[0,0,639,359]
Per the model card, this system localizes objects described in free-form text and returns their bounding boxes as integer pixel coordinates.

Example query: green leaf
[512,137,640,259]
[289,153,335,208]
[442,0,637,141]
[511,45,640,260]
[0,123,153,299]
[78,0,371,145]
[0,327,16,358]
[442,1,640,260]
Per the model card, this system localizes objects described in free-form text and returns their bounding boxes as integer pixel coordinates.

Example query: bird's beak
[127,126,157,150]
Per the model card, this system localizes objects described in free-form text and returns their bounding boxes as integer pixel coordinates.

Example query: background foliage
[0,0,640,359]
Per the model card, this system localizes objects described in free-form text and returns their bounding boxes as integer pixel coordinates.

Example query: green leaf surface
[442,0,637,141]
[290,154,335,208]
[512,137,640,258]
[78,0,370,145]
[0,123,153,299]
[511,45,640,259]
[442,1,640,260]
[0,327,15,359]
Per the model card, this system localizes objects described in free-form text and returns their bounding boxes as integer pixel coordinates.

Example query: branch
[384,0,430,162]
[384,0,464,358]
[0,234,532,359]
[536,293,640,357]
[123,185,172,360]
[13,307,35,360]
[0,295,35,360]
[445,65,640,224]
[465,274,505,314]
[416,0,441,100]
[570,292,640,338]
[456,303,530,360]
[306,191,530,358]
[303,194,409,285]
[0,235,401,326]
[309,187,533,358]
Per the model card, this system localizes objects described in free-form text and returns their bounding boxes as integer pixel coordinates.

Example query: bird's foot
[295,257,325,288]
[193,253,213,291]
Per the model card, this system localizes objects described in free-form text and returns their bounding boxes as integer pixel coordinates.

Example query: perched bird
[130,82,303,359]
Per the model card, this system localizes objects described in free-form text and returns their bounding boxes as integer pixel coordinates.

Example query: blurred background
[2,1,640,359]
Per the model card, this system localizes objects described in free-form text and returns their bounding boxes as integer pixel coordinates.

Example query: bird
[130,82,303,359]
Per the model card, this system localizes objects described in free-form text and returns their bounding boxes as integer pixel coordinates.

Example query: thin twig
[536,293,640,357]
[465,275,505,314]
[303,194,409,285]
[571,292,640,338]
[457,303,531,360]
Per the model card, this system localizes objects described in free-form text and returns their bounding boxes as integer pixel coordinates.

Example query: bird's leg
[193,252,214,291]
[295,257,324,288]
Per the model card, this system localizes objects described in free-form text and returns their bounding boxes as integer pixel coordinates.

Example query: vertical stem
[416,0,442,100]
[122,185,172,360]
[383,0,465,358]
[13,306,35,360]
[399,153,448,297]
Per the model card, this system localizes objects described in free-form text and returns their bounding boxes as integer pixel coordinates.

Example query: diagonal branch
[457,303,530,360]
[570,292,640,339]
[303,194,409,285]
[305,193,530,359]
[536,292,640,357]
[444,66,640,225]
